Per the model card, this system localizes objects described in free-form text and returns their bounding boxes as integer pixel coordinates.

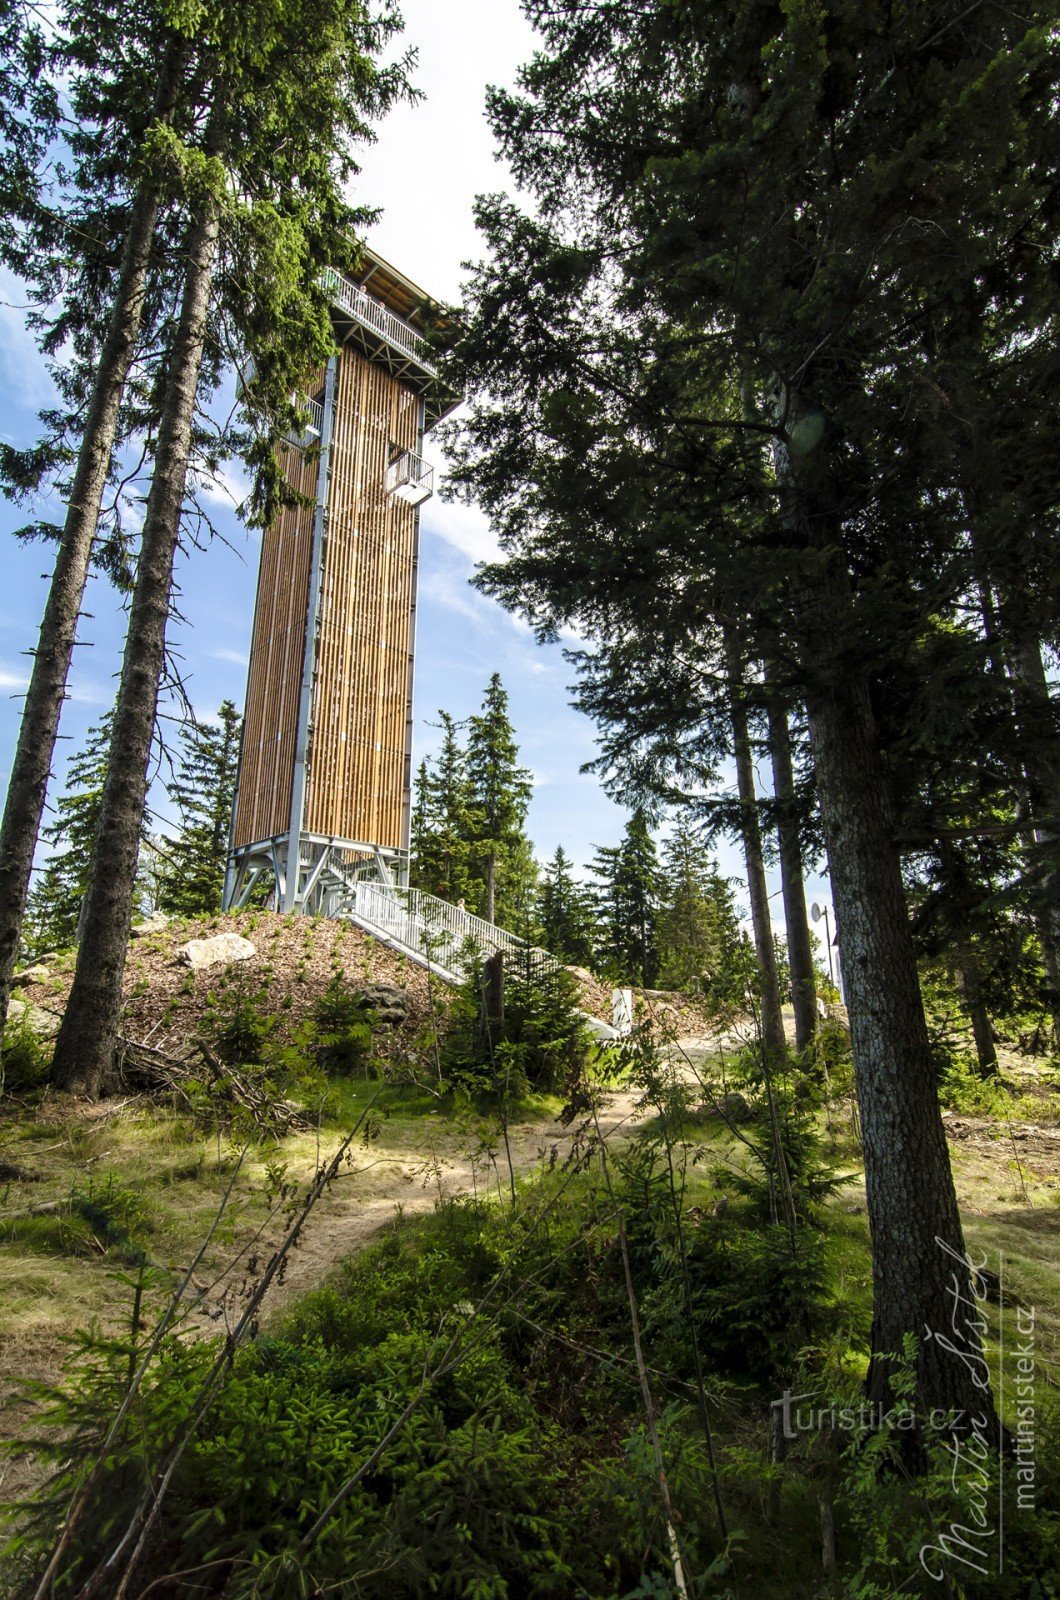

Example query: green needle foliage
[441,0,1060,1427]
[23,714,151,958]
[465,672,534,926]
[658,824,744,1003]
[411,678,536,928]
[591,808,665,988]
[535,845,596,968]
[154,700,241,917]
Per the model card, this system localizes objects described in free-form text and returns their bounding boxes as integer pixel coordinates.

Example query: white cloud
[194,463,252,512]
[210,645,250,666]
[421,495,501,566]
[419,548,532,639]
[0,666,29,692]
[67,680,114,706]
[0,267,55,410]
[353,0,538,304]
[420,561,486,624]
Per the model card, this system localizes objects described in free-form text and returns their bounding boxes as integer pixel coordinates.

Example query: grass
[0,1072,571,1388]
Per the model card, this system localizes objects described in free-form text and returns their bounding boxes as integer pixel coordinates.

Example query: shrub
[202,975,277,1066]
[308,975,375,1077]
[441,949,594,1099]
[0,1175,152,1266]
[1,1013,51,1095]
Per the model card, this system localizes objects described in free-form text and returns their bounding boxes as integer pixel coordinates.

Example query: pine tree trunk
[766,688,818,1054]
[958,953,998,1078]
[786,534,998,1429]
[724,630,786,1062]
[485,850,496,925]
[51,112,227,1097]
[0,38,186,1041]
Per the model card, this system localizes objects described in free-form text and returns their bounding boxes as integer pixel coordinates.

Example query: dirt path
[194,1077,651,1329]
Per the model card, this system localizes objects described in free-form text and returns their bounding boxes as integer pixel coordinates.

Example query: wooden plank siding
[232,341,421,854]
[232,439,318,848]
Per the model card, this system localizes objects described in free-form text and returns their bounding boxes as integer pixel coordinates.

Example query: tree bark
[958,952,998,1078]
[485,849,496,925]
[724,629,787,1062]
[0,37,187,1042]
[51,109,228,1097]
[787,546,998,1430]
[766,687,818,1054]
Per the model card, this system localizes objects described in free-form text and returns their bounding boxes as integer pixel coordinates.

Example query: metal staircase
[341,881,623,1040]
[343,881,551,985]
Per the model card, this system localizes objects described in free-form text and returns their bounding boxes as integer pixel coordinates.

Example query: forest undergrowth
[2,994,1058,1599]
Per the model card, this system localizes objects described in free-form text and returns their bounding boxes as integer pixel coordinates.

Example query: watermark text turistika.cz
[773,1240,1036,1583]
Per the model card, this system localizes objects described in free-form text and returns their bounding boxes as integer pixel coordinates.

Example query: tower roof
[323,245,461,427]
[356,247,435,326]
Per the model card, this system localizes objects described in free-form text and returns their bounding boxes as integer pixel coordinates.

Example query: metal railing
[304,395,324,435]
[345,880,625,1039]
[386,449,434,505]
[322,266,438,375]
[348,881,554,980]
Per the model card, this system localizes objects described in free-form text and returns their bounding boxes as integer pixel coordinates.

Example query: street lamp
[811,901,843,1003]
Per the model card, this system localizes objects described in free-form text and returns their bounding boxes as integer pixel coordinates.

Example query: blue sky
[0,0,832,953]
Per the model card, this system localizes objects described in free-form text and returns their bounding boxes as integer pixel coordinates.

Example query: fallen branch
[115,1035,310,1135]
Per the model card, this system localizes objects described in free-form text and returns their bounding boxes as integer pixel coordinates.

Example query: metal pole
[283,353,338,912]
[823,906,835,991]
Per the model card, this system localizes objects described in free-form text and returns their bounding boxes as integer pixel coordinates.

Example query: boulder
[566,967,595,988]
[713,1091,752,1124]
[11,965,51,988]
[177,933,256,972]
[354,983,411,1026]
[612,987,634,1035]
[7,997,60,1039]
[132,911,170,939]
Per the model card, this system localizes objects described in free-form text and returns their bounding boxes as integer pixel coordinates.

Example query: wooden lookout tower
[223,250,459,915]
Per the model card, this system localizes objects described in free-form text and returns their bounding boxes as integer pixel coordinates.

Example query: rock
[354,983,411,1026]
[579,1012,620,1043]
[11,965,51,988]
[132,911,170,938]
[714,1091,752,1124]
[7,997,60,1039]
[177,933,256,972]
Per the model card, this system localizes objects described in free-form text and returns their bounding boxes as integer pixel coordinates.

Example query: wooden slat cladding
[232,439,319,848]
[304,345,420,849]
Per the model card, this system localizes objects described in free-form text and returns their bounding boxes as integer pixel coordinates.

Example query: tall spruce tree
[0,1,195,1040]
[154,700,241,916]
[465,673,533,925]
[0,1,56,254]
[657,824,742,1001]
[23,714,152,957]
[592,809,664,987]
[443,0,1053,1428]
[50,0,410,1096]
[409,715,479,906]
[536,845,595,967]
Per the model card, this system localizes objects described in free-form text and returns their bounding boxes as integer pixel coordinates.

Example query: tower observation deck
[222,249,460,916]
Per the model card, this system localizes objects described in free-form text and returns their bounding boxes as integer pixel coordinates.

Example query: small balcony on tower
[283,391,325,452]
[386,447,434,506]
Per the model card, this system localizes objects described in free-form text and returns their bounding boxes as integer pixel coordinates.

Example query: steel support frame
[224,832,406,916]
[282,352,339,912]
